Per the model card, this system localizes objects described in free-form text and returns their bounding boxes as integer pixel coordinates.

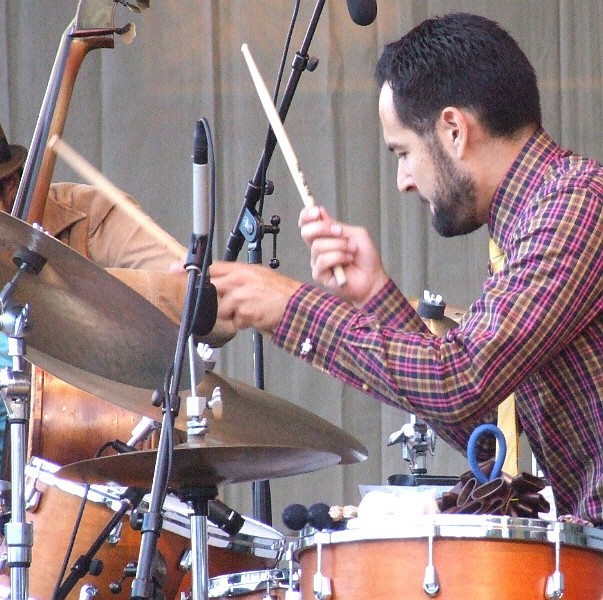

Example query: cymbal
[0,211,179,390]
[72,370,367,466]
[58,441,345,488]
[0,213,367,469]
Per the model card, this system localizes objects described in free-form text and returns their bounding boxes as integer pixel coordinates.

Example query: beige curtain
[1,1,602,529]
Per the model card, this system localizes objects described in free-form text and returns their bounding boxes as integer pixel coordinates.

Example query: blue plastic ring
[467,424,507,484]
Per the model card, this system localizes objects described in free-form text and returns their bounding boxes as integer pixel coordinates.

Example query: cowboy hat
[0,123,27,180]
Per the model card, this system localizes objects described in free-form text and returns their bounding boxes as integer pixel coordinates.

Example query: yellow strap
[489,239,519,476]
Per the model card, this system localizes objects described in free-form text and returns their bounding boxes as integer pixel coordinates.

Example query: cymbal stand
[177,485,218,600]
[53,487,146,600]
[0,307,32,600]
[0,248,47,600]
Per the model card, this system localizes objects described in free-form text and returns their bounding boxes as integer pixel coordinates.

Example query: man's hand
[299,206,389,307]
[210,261,302,336]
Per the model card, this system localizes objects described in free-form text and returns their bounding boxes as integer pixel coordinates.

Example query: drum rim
[208,568,289,598]
[292,513,603,554]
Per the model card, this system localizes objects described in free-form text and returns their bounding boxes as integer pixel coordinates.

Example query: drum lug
[78,582,98,599]
[545,523,564,600]
[422,564,440,597]
[422,527,440,597]
[313,541,332,600]
[545,571,564,600]
[313,572,331,600]
[178,548,192,572]
[106,520,123,545]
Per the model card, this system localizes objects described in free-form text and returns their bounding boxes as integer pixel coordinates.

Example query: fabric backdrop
[1,1,602,530]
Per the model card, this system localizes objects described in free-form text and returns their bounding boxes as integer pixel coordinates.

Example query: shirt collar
[487,128,567,250]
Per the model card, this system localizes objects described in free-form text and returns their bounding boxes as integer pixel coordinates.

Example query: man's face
[379,84,482,237]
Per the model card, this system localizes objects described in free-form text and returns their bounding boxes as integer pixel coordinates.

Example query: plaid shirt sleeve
[273,178,602,463]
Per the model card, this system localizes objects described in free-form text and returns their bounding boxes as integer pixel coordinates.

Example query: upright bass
[11,0,148,224]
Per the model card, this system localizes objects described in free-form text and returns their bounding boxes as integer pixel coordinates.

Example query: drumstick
[47,134,186,262]
[241,43,347,286]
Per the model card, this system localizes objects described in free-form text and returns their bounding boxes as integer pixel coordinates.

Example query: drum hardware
[78,582,99,600]
[545,521,564,600]
[284,543,301,600]
[0,245,47,600]
[52,487,146,600]
[388,292,463,489]
[311,536,331,600]
[422,524,439,597]
[387,414,436,476]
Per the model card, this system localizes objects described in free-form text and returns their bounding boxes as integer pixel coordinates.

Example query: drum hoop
[292,514,603,555]
[208,568,289,598]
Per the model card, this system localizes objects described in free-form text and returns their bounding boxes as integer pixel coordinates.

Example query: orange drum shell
[0,481,188,600]
[0,481,279,600]
[299,537,603,599]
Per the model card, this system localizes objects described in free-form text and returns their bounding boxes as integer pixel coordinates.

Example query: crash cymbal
[58,441,346,488]
[0,211,180,390]
[65,370,368,466]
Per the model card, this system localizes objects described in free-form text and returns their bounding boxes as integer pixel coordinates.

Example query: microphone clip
[184,233,209,271]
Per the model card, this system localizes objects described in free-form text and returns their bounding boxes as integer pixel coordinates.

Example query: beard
[422,136,482,238]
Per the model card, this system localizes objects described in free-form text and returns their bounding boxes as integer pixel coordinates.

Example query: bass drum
[294,514,603,599]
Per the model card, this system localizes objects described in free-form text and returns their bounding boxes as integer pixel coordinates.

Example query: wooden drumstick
[241,43,347,286]
[47,134,186,262]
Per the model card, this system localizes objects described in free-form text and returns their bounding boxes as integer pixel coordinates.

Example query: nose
[397,165,416,193]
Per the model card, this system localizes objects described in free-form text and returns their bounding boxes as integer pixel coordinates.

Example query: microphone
[282,502,346,532]
[208,499,245,535]
[193,119,210,238]
[111,439,138,454]
[282,503,309,531]
[346,0,377,26]
[190,119,218,337]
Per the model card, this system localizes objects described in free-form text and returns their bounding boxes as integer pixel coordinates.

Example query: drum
[293,514,603,599]
[174,502,286,599]
[207,569,291,599]
[0,458,285,600]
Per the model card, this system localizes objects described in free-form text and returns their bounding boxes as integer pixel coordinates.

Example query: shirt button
[362,383,369,392]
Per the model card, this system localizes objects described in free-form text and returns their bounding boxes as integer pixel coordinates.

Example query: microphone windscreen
[282,503,308,531]
[307,502,335,531]
[191,281,218,337]
[346,0,377,26]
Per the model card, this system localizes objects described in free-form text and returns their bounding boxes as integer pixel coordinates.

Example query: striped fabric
[273,128,603,526]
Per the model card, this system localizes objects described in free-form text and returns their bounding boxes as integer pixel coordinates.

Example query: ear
[438,107,469,158]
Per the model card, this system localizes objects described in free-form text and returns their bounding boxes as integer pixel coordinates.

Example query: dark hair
[375,13,541,137]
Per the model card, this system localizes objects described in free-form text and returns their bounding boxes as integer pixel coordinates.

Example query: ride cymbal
[58,441,345,488]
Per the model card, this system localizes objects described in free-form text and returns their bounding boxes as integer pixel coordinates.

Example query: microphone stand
[131,234,204,600]
[53,488,145,600]
[223,0,326,527]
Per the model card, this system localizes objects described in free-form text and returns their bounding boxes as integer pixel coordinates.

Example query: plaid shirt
[274,128,603,525]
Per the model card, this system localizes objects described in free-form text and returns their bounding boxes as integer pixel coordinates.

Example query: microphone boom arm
[223,0,326,262]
